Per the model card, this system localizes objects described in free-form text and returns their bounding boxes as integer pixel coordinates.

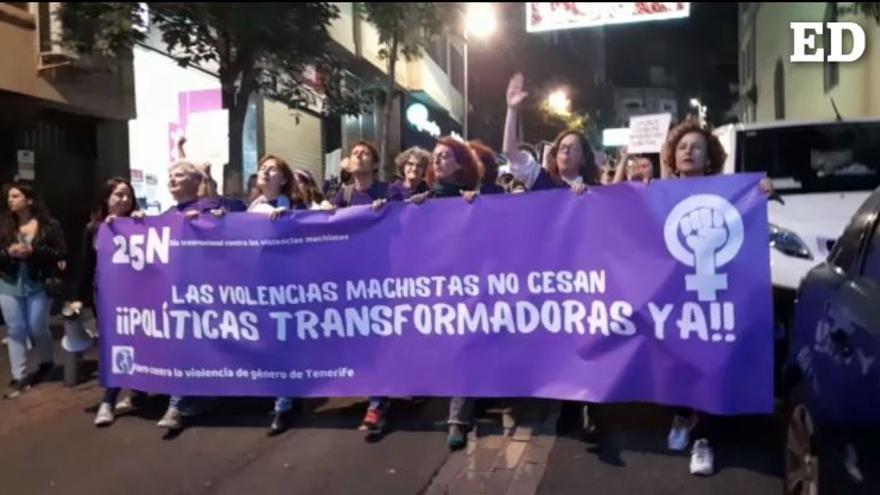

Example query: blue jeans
[0,291,53,381]
[275,397,293,413]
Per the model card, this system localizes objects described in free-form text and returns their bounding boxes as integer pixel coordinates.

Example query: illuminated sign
[526,2,690,33]
[406,103,441,137]
[602,127,630,147]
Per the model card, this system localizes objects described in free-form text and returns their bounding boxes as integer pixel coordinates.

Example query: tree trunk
[221,62,255,199]
[379,33,399,182]
[226,99,246,198]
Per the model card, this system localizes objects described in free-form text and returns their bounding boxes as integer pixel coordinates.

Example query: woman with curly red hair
[660,115,728,179]
[408,136,483,449]
[660,115,771,477]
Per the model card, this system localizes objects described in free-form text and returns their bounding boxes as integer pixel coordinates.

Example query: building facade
[0,2,135,275]
[738,2,880,123]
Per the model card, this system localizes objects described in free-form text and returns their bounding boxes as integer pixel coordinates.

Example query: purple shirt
[529,169,558,191]
[387,180,429,201]
[166,197,247,215]
[332,181,390,207]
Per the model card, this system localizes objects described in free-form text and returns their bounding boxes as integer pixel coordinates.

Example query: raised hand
[507,73,528,109]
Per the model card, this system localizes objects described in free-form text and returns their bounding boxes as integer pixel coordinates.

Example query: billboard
[526,2,690,33]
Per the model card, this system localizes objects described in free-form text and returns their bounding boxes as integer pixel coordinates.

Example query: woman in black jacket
[73,178,140,425]
[0,182,66,398]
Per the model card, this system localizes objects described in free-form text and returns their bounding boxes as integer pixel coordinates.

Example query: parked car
[715,119,880,380]
[783,187,880,495]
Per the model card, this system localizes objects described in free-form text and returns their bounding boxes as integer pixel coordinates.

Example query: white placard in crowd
[16,150,35,180]
[628,113,672,154]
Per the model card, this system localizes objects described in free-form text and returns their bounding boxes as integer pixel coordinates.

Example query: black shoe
[4,379,30,399]
[31,362,54,385]
[268,411,291,437]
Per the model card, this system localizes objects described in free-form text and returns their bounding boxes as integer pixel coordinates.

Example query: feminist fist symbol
[664,195,745,302]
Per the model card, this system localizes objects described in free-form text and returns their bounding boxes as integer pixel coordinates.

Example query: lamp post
[690,97,707,126]
[463,3,496,139]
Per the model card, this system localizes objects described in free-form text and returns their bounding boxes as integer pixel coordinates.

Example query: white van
[714,119,880,333]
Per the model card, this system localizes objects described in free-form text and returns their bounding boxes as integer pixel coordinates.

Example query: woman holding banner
[79,178,144,425]
[658,115,777,477]
[408,136,483,449]
[500,73,601,438]
[388,147,431,201]
[502,73,598,194]
[247,154,307,436]
[325,141,395,435]
[152,160,237,430]
[331,141,389,209]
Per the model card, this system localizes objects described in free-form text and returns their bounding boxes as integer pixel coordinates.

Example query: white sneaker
[667,415,690,451]
[690,438,714,476]
[157,407,182,430]
[581,404,597,434]
[94,403,115,426]
[115,395,136,414]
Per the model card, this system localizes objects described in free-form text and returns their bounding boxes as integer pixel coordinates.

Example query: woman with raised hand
[501,73,602,437]
[502,73,598,194]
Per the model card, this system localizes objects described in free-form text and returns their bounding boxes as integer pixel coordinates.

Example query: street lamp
[463,3,496,139]
[547,89,571,116]
[690,97,707,126]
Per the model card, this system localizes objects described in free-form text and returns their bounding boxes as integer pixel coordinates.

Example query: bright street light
[465,3,497,39]
[689,97,700,108]
[547,89,571,116]
[463,3,497,139]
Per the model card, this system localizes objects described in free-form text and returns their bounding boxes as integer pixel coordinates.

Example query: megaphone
[61,304,94,353]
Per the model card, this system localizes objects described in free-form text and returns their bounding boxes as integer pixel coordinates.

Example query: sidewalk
[0,316,561,495]
[0,314,105,436]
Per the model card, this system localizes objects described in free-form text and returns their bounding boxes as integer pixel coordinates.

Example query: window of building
[774,59,785,120]
[427,31,448,73]
[450,46,463,93]
[824,3,839,93]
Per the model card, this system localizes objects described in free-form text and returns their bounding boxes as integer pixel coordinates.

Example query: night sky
[466,2,738,150]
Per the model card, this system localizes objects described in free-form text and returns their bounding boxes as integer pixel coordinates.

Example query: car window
[830,191,880,272]
[863,215,880,280]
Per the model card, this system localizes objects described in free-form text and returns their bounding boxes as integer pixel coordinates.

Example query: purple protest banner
[97,174,773,415]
